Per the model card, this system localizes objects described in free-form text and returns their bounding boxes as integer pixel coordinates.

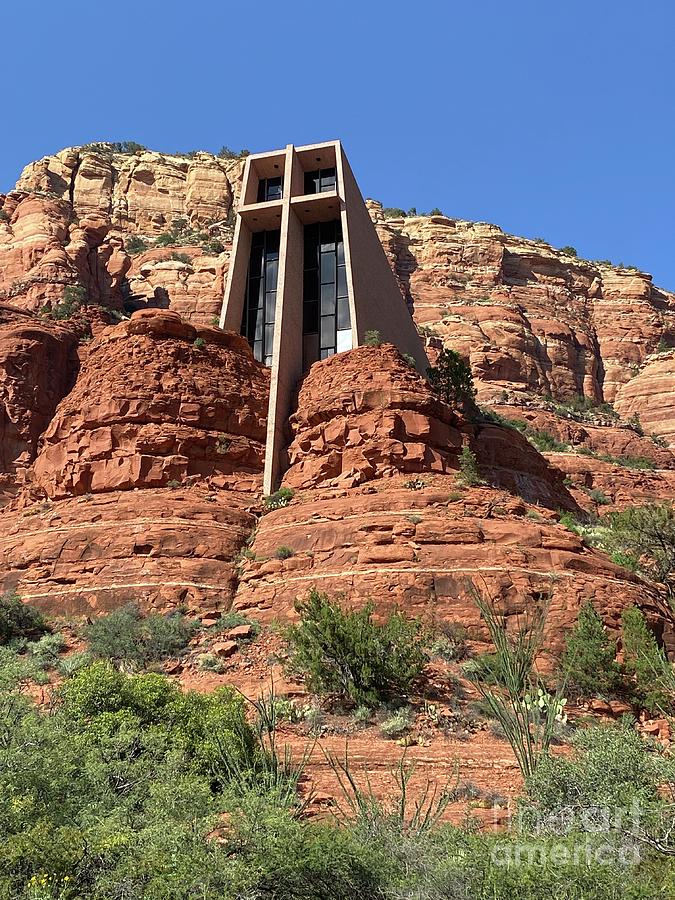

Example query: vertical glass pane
[303,333,320,369]
[337,265,347,298]
[265,291,276,323]
[320,253,336,284]
[337,296,350,330]
[265,322,275,350]
[320,290,336,317]
[320,347,334,360]
[303,302,319,334]
[265,258,278,286]
[320,316,335,349]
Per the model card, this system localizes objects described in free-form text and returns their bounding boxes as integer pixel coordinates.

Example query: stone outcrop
[32,309,269,498]
[15,146,245,232]
[615,349,675,447]
[233,479,668,655]
[283,344,463,488]
[283,345,575,510]
[369,205,675,443]
[0,304,79,487]
[0,486,255,617]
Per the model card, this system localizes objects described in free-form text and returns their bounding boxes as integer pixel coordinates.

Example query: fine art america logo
[489,800,645,868]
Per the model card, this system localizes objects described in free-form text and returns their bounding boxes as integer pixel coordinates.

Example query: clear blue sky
[2,1,674,288]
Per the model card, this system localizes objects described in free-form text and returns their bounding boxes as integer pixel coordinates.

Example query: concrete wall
[220,141,429,493]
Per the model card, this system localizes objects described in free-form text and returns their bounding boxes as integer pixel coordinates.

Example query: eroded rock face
[233,478,669,655]
[283,344,463,488]
[15,147,245,232]
[369,204,675,442]
[0,305,79,482]
[615,350,675,447]
[33,309,269,498]
[0,487,254,617]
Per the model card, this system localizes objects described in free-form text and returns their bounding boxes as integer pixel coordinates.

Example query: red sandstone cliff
[0,143,673,655]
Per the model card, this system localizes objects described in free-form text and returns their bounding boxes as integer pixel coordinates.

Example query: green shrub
[193,336,206,349]
[427,348,476,411]
[202,238,225,254]
[559,245,577,257]
[0,593,47,644]
[46,283,87,320]
[125,234,148,254]
[275,545,295,560]
[522,722,668,832]
[285,589,429,707]
[558,511,581,533]
[403,476,427,490]
[171,251,192,264]
[380,706,413,739]
[599,503,675,595]
[363,329,382,346]
[457,445,483,486]
[381,207,406,218]
[263,486,294,510]
[561,602,621,697]
[0,209,10,222]
[621,606,671,714]
[84,604,196,669]
[28,633,65,670]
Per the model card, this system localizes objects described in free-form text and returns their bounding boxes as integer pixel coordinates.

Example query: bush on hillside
[285,589,429,707]
[427,348,476,411]
[561,601,622,698]
[0,593,47,645]
[84,604,196,669]
[621,606,671,714]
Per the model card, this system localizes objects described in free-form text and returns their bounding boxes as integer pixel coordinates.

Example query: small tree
[561,602,621,697]
[0,593,47,644]
[601,504,675,599]
[285,589,429,707]
[621,606,671,714]
[363,330,382,347]
[457,446,483,487]
[427,349,476,412]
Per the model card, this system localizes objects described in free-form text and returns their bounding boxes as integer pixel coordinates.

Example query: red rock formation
[33,309,269,498]
[283,344,463,489]
[0,305,79,488]
[234,478,668,655]
[615,349,675,447]
[0,486,255,617]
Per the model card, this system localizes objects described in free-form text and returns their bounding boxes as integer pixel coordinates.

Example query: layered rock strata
[33,309,269,498]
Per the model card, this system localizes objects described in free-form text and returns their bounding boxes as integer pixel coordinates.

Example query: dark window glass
[320,167,336,191]
[304,170,320,195]
[337,296,350,330]
[321,290,336,317]
[241,229,280,364]
[264,291,276,322]
[303,219,348,369]
[320,253,336,284]
[265,258,278,284]
[337,241,345,265]
[320,282,335,307]
[337,265,348,298]
[304,167,337,195]
[303,302,319,334]
[257,176,283,202]
[303,270,318,302]
[320,315,335,349]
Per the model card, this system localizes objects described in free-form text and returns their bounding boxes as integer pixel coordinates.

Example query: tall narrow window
[303,167,337,195]
[241,229,280,366]
[256,176,283,202]
[302,219,351,369]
